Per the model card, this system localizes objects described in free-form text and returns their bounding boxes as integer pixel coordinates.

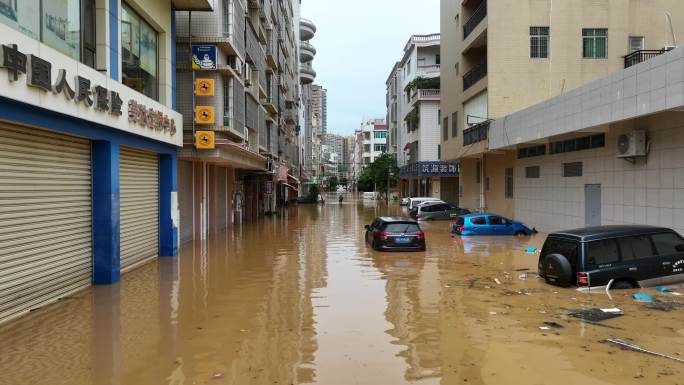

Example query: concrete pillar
[227,167,235,226]
[159,153,178,257]
[92,140,120,285]
[193,162,205,239]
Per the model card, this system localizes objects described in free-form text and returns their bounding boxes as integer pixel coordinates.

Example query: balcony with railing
[463,59,487,91]
[410,89,440,106]
[624,49,667,68]
[417,64,441,77]
[300,63,316,84]
[463,121,490,146]
[463,0,486,39]
[300,18,316,41]
[300,41,316,63]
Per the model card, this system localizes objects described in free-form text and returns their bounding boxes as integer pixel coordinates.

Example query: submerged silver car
[409,202,470,221]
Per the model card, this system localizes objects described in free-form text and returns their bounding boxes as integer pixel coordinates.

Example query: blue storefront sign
[400,161,460,178]
[192,45,217,70]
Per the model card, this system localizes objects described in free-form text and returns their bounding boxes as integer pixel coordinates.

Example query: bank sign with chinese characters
[0,25,182,147]
[400,161,460,178]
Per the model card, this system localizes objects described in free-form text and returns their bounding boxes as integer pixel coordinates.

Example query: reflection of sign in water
[192,45,217,70]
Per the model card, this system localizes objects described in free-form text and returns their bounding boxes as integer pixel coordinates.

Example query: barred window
[583,28,608,58]
[530,27,549,58]
[563,162,583,178]
[525,166,540,178]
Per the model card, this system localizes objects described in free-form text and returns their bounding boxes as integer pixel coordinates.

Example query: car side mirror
[364,225,370,230]
[676,244,684,252]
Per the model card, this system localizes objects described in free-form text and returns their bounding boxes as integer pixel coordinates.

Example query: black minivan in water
[538,225,684,290]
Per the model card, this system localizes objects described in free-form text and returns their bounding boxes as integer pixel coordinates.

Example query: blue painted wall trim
[0,96,177,154]
[159,154,179,257]
[171,7,177,110]
[92,141,121,285]
[109,0,119,81]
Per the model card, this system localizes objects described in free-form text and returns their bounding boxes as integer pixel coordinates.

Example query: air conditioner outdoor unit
[616,130,647,158]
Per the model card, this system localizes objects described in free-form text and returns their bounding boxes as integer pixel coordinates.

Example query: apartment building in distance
[175,0,303,241]
[386,34,459,199]
[440,0,684,222]
[350,119,388,188]
[302,84,326,181]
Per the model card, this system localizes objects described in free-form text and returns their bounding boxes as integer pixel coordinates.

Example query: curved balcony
[300,42,316,63]
[300,64,316,84]
[300,18,316,41]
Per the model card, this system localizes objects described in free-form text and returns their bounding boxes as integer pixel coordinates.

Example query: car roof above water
[549,225,674,242]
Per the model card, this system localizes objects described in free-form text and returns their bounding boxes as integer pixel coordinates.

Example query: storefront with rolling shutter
[0,18,183,323]
[120,148,160,272]
[0,124,93,322]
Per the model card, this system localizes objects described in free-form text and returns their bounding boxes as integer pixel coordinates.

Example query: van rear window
[542,238,579,268]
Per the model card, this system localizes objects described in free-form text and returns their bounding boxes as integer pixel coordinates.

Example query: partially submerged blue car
[452,213,533,236]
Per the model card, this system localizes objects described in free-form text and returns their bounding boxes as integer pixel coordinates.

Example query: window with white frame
[530,26,549,58]
[583,28,608,58]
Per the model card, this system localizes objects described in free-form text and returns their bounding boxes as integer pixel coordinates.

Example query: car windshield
[384,223,420,233]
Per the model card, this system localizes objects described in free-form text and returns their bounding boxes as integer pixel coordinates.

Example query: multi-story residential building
[0,0,190,323]
[323,133,347,178]
[386,34,458,198]
[386,62,403,163]
[303,83,326,180]
[440,0,684,229]
[350,119,388,190]
[175,0,303,241]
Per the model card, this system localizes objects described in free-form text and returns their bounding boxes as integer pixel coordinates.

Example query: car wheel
[541,253,573,287]
[514,231,527,237]
[611,280,636,290]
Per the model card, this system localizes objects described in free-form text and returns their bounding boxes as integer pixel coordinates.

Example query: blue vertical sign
[192,45,218,70]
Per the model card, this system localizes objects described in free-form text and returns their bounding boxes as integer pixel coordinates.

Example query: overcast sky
[302,0,440,136]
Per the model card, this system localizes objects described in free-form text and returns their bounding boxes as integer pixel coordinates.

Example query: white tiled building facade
[489,47,684,234]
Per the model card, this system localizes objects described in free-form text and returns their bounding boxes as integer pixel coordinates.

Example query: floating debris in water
[568,308,623,322]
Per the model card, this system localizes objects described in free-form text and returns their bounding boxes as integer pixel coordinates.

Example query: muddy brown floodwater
[1,196,684,385]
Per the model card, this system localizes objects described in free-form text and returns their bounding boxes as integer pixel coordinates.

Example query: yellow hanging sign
[195,106,215,125]
[195,78,215,96]
[195,131,215,150]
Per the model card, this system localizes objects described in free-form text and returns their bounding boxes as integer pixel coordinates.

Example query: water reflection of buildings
[0,209,327,385]
[371,251,442,381]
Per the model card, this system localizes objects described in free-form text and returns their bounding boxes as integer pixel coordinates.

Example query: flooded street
[1,196,684,385]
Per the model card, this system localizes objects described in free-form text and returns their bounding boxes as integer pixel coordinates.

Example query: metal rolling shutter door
[120,147,159,271]
[0,124,92,323]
